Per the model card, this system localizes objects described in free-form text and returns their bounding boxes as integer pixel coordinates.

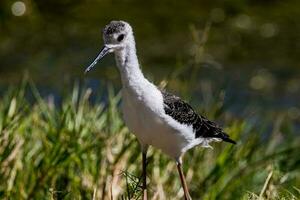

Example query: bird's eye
[117,34,125,42]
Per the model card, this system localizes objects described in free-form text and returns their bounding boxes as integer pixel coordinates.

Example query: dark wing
[161,91,236,144]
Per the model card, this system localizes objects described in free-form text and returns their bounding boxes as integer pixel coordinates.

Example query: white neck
[114,37,146,88]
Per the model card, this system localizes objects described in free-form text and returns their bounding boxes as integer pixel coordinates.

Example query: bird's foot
[143,188,147,200]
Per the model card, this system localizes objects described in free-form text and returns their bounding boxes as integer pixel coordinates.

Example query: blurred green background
[0,0,299,199]
[1,0,300,112]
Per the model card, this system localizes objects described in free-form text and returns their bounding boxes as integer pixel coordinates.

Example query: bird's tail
[220,132,236,144]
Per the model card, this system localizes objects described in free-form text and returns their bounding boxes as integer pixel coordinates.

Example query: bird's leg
[142,151,147,200]
[176,161,191,200]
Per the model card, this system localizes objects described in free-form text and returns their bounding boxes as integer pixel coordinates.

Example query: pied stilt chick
[85,20,236,200]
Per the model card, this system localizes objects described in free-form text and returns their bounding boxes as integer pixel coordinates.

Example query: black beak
[84,46,110,73]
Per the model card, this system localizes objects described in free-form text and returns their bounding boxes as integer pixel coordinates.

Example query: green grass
[0,79,299,200]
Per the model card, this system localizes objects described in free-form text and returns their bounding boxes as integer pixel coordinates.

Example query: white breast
[121,82,196,159]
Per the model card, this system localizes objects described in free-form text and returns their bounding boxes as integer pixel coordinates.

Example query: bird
[85,20,236,200]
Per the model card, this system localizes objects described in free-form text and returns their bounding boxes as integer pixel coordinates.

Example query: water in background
[0,0,299,115]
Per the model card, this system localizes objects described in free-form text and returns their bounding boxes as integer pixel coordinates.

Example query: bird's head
[85,20,133,73]
[103,20,132,48]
